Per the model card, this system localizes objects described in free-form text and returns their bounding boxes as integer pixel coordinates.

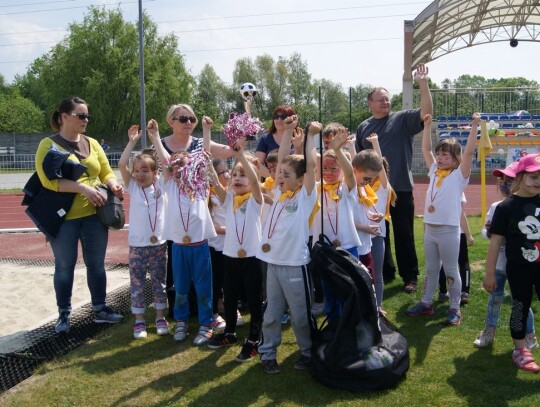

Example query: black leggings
[506,261,540,340]
[223,255,263,341]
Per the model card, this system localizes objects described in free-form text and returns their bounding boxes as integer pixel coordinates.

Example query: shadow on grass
[449,348,540,406]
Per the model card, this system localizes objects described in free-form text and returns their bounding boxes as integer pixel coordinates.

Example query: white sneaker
[236,310,245,327]
[174,321,188,342]
[526,332,539,350]
[193,325,213,347]
[211,314,226,332]
[473,327,495,348]
[156,318,169,336]
[133,322,147,339]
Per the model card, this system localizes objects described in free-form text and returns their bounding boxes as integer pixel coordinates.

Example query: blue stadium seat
[535,123,540,129]
[488,115,499,120]
[437,124,447,129]
[436,116,447,121]
[450,131,461,138]
[461,131,470,138]
[521,115,532,120]
[447,116,457,121]
[448,123,458,129]
[480,115,489,120]
[532,115,540,120]
[499,115,509,120]
[510,115,520,120]
[502,123,513,129]
[457,116,470,121]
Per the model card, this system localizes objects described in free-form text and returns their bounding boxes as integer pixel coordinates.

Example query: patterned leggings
[129,244,167,315]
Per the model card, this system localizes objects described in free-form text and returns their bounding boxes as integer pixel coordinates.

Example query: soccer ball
[240,82,257,100]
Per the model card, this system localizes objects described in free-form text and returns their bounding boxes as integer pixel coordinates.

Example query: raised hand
[202,116,214,131]
[146,119,160,140]
[307,121,322,136]
[414,63,429,83]
[127,125,141,143]
[284,115,299,131]
[329,129,348,151]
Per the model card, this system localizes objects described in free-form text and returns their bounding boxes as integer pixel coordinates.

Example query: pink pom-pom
[174,151,211,200]
[223,112,263,147]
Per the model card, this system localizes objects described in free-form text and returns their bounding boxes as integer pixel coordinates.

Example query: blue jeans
[485,267,534,333]
[49,215,108,313]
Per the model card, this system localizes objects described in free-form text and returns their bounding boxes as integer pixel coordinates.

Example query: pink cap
[513,153,540,174]
[493,160,519,178]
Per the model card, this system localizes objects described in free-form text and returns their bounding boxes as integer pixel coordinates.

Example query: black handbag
[95,184,125,230]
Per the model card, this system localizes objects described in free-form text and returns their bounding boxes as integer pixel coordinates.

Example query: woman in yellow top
[35,96,124,334]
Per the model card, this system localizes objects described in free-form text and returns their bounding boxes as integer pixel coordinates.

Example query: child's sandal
[512,348,540,373]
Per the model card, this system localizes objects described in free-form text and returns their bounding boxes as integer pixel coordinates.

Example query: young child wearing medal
[256,116,319,374]
[119,125,168,339]
[147,116,219,347]
[364,133,397,315]
[311,126,361,322]
[405,113,478,326]
[351,146,385,281]
[206,145,265,362]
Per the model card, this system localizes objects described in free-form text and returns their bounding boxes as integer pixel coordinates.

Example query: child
[406,113,477,325]
[438,198,473,305]
[207,147,264,363]
[351,148,385,281]
[208,158,231,330]
[257,116,319,374]
[312,127,360,321]
[147,116,218,347]
[483,153,540,373]
[365,134,395,313]
[474,161,537,349]
[118,127,168,339]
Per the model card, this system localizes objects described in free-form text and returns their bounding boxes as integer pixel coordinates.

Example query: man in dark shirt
[355,64,432,292]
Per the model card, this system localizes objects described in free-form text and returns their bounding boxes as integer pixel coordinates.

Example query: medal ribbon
[142,183,158,237]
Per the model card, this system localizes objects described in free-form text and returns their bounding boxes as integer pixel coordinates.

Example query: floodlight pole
[138,0,147,147]
[402,20,414,110]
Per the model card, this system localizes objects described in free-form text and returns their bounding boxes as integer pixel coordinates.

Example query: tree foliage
[15,6,193,140]
[0,91,45,133]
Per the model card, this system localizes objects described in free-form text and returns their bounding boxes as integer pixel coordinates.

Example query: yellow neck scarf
[319,182,341,201]
[209,185,216,195]
[278,189,298,202]
[385,186,397,221]
[262,176,275,190]
[371,178,381,192]
[234,192,251,211]
[358,184,378,207]
[435,168,453,188]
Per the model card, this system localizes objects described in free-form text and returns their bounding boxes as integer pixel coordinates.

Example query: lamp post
[138,0,147,147]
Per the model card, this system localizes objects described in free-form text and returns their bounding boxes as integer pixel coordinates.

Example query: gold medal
[182,235,191,244]
[332,239,341,247]
[262,243,271,253]
[238,248,247,258]
[428,205,435,213]
[150,235,158,244]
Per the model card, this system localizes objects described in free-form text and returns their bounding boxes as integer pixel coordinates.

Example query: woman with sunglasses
[35,96,124,334]
[255,105,298,179]
[160,104,242,159]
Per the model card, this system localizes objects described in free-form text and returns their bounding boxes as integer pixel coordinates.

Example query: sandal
[512,348,540,373]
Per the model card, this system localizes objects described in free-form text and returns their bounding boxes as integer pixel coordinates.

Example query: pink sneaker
[512,348,540,373]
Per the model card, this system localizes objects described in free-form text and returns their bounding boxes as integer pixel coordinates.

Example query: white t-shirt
[371,183,389,238]
[352,186,374,256]
[208,192,226,251]
[423,163,469,227]
[222,192,262,258]
[311,181,361,250]
[127,177,166,247]
[162,179,216,244]
[257,185,317,266]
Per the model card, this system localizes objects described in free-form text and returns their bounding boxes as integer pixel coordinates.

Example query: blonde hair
[166,104,198,127]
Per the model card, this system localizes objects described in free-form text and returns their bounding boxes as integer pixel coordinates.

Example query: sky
[1,0,539,96]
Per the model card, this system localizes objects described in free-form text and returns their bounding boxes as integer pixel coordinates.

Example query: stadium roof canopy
[402,0,540,107]
[411,0,540,66]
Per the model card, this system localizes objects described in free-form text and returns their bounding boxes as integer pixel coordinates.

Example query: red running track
[0,176,499,263]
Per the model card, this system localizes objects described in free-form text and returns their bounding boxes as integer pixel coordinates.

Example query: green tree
[193,64,232,126]
[15,6,193,141]
[0,91,45,133]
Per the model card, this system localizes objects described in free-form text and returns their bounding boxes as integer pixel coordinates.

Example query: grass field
[1,216,539,406]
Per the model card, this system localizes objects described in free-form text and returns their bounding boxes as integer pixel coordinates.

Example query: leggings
[506,261,540,340]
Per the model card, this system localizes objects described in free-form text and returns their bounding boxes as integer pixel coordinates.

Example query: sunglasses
[217,169,230,176]
[70,113,90,121]
[173,115,196,123]
[273,113,289,120]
